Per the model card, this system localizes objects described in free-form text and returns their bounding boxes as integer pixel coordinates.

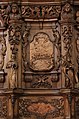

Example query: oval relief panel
[30,32,54,71]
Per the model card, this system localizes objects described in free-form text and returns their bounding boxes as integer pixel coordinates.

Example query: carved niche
[30,32,54,71]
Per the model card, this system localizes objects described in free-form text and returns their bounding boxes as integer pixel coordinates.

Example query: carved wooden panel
[19,96,64,119]
[30,32,54,71]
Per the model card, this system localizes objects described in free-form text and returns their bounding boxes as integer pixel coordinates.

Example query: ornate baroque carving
[19,97,64,119]
[7,24,21,88]
[6,3,22,88]
[30,32,54,71]
[21,5,61,19]
[61,3,75,88]
[24,71,60,89]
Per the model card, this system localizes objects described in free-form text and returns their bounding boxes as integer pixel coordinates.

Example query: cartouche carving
[30,32,54,71]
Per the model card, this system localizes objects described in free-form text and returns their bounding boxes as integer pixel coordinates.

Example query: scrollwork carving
[21,5,61,19]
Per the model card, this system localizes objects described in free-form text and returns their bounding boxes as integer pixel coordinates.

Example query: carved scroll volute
[61,3,76,89]
[6,3,22,89]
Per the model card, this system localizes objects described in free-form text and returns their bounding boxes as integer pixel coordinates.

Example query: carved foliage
[21,5,61,19]
[19,97,64,119]
[0,97,8,118]
[62,24,74,88]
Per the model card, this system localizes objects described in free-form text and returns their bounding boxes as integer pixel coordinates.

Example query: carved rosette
[19,97,64,119]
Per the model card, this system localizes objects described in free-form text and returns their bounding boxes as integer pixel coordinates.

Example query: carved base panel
[18,96,64,119]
